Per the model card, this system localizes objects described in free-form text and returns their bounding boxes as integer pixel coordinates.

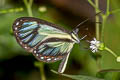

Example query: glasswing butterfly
[12,17,88,73]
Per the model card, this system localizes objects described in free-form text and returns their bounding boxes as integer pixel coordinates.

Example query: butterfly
[12,17,88,73]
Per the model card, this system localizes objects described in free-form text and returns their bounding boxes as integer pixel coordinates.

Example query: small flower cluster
[89,38,100,53]
[89,38,120,63]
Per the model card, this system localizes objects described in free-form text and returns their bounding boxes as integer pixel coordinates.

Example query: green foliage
[51,70,104,80]
[96,69,120,80]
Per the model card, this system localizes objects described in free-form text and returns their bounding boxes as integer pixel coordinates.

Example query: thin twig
[35,62,46,80]
[95,0,100,40]
[23,0,33,17]
[105,47,118,58]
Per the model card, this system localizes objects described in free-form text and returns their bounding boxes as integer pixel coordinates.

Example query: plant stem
[39,63,46,80]
[101,0,110,42]
[106,0,110,15]
[88,0,101,14]
[0,8,23,14]
[95,0,100,40]
[35,62,46,80]
[110,9,120,14]
[23,0,33,17]
[101,15,106,42]
[29,0,33,6]
[96,57,101,71]
[105,47,118,58]
[88,0,102,71]
[95,0,101,71]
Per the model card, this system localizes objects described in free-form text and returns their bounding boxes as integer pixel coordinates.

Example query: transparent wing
[13,17,74,62]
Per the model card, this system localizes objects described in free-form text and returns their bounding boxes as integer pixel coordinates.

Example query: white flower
[89,38,100,53]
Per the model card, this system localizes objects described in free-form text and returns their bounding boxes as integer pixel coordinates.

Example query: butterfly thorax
[70,33,80,43]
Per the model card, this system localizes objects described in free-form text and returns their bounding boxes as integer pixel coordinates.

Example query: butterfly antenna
[72,12,102,32]
[74,18,89,30]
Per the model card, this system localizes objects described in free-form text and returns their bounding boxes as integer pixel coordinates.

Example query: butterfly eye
[72,28,79,35]
[74,28,79,34]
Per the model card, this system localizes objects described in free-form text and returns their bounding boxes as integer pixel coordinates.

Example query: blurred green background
[0,0,120,80]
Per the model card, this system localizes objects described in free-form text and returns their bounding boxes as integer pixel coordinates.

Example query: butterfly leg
[58,52,70,73]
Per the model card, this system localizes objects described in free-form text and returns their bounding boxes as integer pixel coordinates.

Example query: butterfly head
[71,28,87,43]
[70,18,89,43]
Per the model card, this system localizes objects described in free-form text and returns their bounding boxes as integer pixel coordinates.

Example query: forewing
[12,17,73,62]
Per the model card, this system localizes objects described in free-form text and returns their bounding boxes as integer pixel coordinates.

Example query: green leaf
[96,69,120,80]
[51,70,104,80]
